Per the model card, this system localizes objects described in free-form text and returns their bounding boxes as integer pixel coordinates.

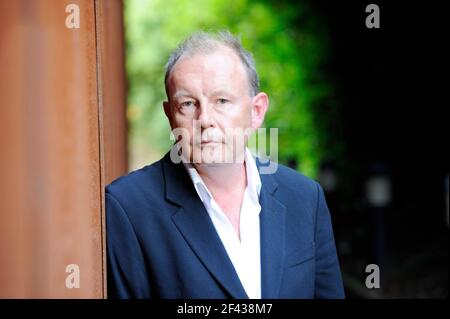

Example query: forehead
[167,46,249,94]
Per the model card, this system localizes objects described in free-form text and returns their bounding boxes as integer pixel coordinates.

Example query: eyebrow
[171,89,238,101]
[209,89,237,99]
[172,90,194,100]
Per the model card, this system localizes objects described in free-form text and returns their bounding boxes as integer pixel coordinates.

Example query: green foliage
[125,0,340,177]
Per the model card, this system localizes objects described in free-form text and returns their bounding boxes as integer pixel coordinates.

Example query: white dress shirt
[184,148,262,299]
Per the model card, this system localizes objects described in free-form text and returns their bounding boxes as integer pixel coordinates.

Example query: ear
[251,92,269,129]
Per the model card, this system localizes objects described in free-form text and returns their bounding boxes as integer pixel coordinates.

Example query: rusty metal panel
[96,0,128,186]
[0,0,126,298]
[95,0,128,298]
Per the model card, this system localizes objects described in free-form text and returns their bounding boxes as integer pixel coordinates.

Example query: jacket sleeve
[313,183,345,299]
[105,192,151,299]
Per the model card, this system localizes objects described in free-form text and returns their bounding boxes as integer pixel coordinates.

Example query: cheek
[172,113,192,129]
[173,115,199,142]
[229,104,252,128]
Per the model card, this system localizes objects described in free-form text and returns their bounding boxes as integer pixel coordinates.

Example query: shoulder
[259,160,321,195]
[258,159,323,212]
[273,162,318,190]
[105,157,165,208]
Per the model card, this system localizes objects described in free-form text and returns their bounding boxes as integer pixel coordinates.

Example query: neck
[195,162,247,195]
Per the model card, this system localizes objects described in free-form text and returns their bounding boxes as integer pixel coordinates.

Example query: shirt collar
[183,148,262,205]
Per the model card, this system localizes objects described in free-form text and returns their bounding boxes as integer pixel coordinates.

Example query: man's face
[164,45,268,165]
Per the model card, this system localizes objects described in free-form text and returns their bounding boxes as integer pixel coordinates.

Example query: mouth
[200,141,222,145]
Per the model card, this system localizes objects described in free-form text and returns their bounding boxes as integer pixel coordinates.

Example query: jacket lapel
[258,172,287,299]
[162,153,248,299]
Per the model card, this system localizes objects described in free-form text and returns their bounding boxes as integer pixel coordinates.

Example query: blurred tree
[125,0,341,177]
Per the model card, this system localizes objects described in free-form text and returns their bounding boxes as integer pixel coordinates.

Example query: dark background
[306,0,449,297]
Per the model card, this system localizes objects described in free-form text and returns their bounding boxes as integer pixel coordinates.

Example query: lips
[200,136,223,144]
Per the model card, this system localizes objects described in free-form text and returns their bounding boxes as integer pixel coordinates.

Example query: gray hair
[164,30,260,97]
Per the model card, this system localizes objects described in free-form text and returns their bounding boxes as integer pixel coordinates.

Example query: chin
[200,151,226,165]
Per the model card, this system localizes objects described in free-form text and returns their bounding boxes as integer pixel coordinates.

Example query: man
[106,31,345,299]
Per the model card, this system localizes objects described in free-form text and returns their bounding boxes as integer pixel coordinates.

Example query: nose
[198,101,214,129]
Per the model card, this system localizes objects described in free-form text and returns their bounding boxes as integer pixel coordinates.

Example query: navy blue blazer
[106,152,345,299]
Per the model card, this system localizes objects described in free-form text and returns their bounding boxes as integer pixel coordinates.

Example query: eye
[180,101,195,108]
[216,98,230,105]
